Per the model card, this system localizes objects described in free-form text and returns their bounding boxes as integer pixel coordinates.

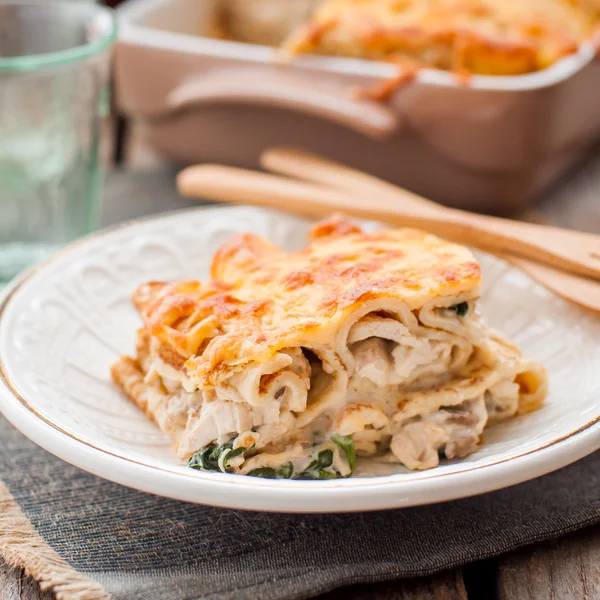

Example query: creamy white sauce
[153,307,531,473]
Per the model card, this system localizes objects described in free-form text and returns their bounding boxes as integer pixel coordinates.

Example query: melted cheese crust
[138,216,480,385]
[283,0,599,75]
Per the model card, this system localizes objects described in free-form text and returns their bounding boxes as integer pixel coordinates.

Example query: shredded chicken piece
[352,338,393,385]
[390,396,488,469]
[485,379,520,420]
[349,315,457,387]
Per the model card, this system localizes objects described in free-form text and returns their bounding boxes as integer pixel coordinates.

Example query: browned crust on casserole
[283,0,598,75]
[124,216,481,388]
[110,357,149,416]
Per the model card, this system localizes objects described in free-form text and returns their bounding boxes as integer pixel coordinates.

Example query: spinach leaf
[247,448,341,481]
[316,449,334,469]
[295,449,337,480]
[331,435,356,474]
[247,467,278,479]
[188,445,219,471]
[194,438,357,480]
[294,469,337,480]
[187,439,246,473]
[277,462,294,479]
[226,447,246,460]
[247,462,294,480]
[450,302,469,317]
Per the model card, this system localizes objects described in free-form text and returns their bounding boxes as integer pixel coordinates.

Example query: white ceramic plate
[1,207,600,513]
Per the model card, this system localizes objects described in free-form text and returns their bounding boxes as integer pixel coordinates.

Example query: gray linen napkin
[1,170,599,600]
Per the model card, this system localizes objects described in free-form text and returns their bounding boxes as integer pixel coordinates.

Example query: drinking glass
[0,1,116,283]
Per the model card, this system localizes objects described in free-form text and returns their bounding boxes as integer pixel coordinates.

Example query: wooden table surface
[2,149,600,599]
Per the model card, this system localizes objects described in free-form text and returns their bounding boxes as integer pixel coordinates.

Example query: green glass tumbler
[0,1,116,282]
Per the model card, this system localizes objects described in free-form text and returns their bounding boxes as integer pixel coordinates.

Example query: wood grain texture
[317,570,468,600]
[535,149,600,234]
[497,526,600,600]
[0,565,20,600]
[0,564,52,600]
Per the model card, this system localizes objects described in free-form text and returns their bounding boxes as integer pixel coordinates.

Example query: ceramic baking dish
[114,0,600,213]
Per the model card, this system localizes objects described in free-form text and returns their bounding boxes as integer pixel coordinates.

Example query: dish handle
[165,68,401,140]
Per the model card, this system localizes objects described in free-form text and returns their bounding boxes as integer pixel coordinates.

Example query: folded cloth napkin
[1,170,600,600]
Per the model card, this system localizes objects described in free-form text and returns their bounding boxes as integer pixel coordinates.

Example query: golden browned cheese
[138,216,481,387]
[283,0,599,75]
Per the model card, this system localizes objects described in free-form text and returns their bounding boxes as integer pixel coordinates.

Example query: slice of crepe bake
[112,215,547,480]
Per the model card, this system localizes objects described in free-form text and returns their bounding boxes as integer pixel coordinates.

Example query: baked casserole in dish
[112,216,547,479]
[115,0,600,212]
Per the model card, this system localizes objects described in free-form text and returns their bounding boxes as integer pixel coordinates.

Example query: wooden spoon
[259,147,600,281]
[177,164,600,314]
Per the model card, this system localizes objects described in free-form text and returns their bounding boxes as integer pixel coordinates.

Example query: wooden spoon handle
[177,165,397,220]
[261,147,600,281]
[261,147,442,214]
